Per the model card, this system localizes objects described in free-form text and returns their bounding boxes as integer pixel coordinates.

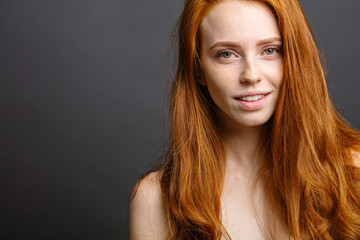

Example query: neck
[220,116,267,174]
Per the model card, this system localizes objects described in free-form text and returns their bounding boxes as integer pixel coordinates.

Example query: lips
[236,94,265,102]
[234,91,271,110]
[234,91,271,100]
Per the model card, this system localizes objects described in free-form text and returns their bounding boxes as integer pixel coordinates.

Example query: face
[199,0,283,130]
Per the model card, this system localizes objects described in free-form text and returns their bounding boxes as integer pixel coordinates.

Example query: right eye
[214,50,239,62]
[219,51,234,59]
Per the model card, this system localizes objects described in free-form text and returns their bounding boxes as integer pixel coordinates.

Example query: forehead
[200,0,280,45]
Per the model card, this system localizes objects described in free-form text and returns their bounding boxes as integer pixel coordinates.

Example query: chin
[218,108,275,130]
[235,112,274,128]
[238,119,270,128]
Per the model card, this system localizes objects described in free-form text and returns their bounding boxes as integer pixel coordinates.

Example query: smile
[237,94,265,102]
[234,92,271,110]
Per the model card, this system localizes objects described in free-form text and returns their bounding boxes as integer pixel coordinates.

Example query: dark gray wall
[1,0,359,239]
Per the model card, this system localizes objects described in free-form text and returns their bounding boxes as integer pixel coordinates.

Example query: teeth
[239,94,264,101]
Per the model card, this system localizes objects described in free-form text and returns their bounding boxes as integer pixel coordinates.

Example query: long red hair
[135,0,360,239]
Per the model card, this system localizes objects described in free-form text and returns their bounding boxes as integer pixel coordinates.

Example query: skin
[129,172,169,240]
[200,1,283,131]
[200,1,288,239]
[129,1,360,239]
[130,1,287,239]
[199,1,284,190]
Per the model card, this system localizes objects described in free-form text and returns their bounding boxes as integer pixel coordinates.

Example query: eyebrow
[209,37,282,51]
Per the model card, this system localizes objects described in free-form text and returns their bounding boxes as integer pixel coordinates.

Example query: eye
[216,50,237,59]
[263,46,281,56]
[221,51,234,58]
[264,48,276,55]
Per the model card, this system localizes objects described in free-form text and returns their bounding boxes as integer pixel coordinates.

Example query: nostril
[240,74,261,83]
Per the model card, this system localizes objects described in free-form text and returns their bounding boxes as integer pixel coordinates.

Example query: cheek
[203,69,232,100]
[275,66,284,88]
[202,63,238,90]
[262,60,284,87]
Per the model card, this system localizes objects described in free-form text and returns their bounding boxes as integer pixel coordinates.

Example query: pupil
[266,49,274,55]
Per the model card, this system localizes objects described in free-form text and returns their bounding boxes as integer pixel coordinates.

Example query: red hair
[134,0,360,239]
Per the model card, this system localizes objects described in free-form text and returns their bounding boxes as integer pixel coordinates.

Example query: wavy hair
[136,0,360,239]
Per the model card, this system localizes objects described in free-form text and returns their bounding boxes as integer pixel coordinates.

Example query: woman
[129,0,360,239]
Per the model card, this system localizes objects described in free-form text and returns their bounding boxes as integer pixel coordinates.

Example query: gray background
[1,0,359,239]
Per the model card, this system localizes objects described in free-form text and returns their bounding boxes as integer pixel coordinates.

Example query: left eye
[220,51,234,59]
[264,48,278,56]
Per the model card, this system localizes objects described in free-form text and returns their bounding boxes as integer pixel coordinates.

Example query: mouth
[233,92,271,110]
[234,92,271,102]
[235,94,266,102]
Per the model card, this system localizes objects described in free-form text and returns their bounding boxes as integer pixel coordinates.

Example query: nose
[240,56,261,84]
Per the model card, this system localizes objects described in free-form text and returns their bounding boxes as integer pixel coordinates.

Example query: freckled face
[200,0,284,129]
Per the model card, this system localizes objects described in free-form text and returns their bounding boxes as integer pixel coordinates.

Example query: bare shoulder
[129,171,169,240]
[352,151,360,168]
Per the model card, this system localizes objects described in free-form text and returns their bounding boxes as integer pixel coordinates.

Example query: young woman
[129,0,360,239]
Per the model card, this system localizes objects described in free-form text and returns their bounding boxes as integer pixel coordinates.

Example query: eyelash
[263,45,282,56]
[215,50,237,59]
[215,45,282,59]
